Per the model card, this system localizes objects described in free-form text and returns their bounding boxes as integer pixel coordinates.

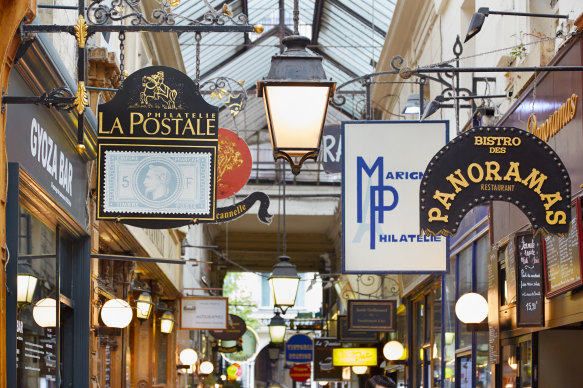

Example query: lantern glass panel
[269,277,300,308]
[17,274,38,304]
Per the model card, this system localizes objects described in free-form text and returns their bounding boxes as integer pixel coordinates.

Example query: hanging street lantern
[199,361,214,375]
[268,255,300,314]
[383,340,405,361]
[455,292,488,324]
[135,291,154,320]
[179,348,198,365]
[160,311,175,334]
[101,298,133,328]
[268,312,287,344]
[32,297,57,327]
[257,35,336,175]
[17,264,38,305]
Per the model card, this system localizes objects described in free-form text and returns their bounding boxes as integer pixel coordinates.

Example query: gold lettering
[475,137,484,145]
[110,117,124,135]
[433,190,456,210]
[467,163,484,183]
[445,169,469,193]
[503,162,522,182]
[207,118,216,135]
[160,118,172,135]
[546,210,567,225]
[143,117,160,135]
[130,112,144,135]
[521,168,547,195]
[540,192,562,210]
[428,208,448,223]
[182,119,195,136]
[485,161,501,181]
[98,112,110,134]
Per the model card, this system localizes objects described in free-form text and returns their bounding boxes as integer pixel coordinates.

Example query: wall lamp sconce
[465,7,569,42]
[17,262,38,306]
[160,311,175,334]
[421,92,511,121]
[130,279,154,320]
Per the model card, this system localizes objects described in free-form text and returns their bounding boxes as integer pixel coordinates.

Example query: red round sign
[290,364,311,382]
[217,128,252,199]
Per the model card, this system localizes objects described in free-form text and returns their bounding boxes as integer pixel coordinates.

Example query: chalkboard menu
[544,202,583,298]
[515,232,544,327]
[487,249,500,364]
[505,238,517,304]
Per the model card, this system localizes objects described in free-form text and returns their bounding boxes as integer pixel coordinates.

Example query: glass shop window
[443,259,456,388]
[16,206,75,388]
[157,331,168,384]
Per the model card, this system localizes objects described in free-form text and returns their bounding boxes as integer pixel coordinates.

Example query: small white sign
[181,296,228,330]
[342,121,448,273]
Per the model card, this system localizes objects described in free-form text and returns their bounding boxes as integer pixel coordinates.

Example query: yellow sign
[527,94,578,142]
[332,348,377,366]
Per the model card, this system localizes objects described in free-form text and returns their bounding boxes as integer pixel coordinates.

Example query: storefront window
[17,206,57,388]
[502,344,518,388]
[475,235,491,388]
[519,340,532,388]
[432,287,442,387]
[458,248,473,349]
[444,262,456,388]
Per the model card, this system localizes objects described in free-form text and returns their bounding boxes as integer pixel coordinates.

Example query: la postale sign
[420,127,571,236]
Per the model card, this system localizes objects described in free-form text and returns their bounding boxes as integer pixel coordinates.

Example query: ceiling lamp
[32,297,57,327]
[257,1,336,175]
[352,366,368,375]
[100,298,133,328]
[383,340,405,361]
[17,263,38,305]
[269,256,300,313]
[455,292,488,324]
[160,311,175,334]
[179,348,198,365]
[135,291,154,320]
[464,7,569,42]
[199,361,214,375]
[268,312,287,344]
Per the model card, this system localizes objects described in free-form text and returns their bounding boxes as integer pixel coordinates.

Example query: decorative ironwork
[348,275,400,299]
[74,81,88,114]
[200,77,247,117]
[74,14,88,48]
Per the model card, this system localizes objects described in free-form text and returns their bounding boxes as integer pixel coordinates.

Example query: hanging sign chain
[195,32,202,88]
[119,31,126,85]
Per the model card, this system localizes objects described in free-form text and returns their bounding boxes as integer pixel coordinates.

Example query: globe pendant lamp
[257,1,336,176]
[383,340,405,361]
[32,297,57,327]
[17,263,38,305]
[199,360,214,375]
[179,348,198,365]
[160,311,175,334]
[268,312,287,344]
[269,255,300,314]
[101,298,133,328]
[136,291,154,320]
[455,292,488,324]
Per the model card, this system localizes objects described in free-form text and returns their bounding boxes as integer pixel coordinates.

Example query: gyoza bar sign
[97,66,218,228]
[420,127,571,236]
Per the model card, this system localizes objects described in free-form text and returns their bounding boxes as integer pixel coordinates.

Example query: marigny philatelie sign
[342,121,449,273]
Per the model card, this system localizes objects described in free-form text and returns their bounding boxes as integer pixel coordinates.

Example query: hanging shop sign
[347,300,396,331]
[220,328,260,363]
[196,191,272,225]
[321,124,342,173]
[337,315,378,343]
[285,334,313,363]
[290,364,311,382]
[6,73,89,227]
[515,232,545,327]
[97,65,218,228]
[216,128,252,199]
[420,127,571,237]
[342,121,448,273]
[313,338,342,381]
[180,296,228,330]
[209,314,247,340]
[543,200,583,297]
[332,347,377,366]
[526,94,578,142]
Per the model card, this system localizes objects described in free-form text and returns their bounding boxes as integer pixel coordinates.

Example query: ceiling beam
[327,0,386,37]
[311,0,325,44]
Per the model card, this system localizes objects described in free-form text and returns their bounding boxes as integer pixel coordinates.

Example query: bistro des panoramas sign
[420,127,571,236]
[97,66,218,228]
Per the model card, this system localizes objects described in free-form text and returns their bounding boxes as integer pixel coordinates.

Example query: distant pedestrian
[365,374,397,388]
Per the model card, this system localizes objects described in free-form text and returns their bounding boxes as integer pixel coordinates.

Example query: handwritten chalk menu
[504,238,517,304]
[544,204,583,298]
[516,232,544,327]
[487,249,500,364]
[16,320,57,387]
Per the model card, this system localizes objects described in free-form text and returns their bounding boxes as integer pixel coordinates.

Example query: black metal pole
[365,78,372,119]
[414,65,583,74]
[418,80,424,121]
[56,224,61,388]
[21,24,255,34]
[489,10,569,19]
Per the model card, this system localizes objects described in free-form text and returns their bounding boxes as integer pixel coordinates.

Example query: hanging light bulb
[32,298,57,327]
[179,348,198,365]
[160,311,175,334]
[135,291,154,320]
[100,298,133,328]
[199,361,214,374]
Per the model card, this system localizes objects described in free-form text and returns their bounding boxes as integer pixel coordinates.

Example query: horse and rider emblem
[140,71,178,109]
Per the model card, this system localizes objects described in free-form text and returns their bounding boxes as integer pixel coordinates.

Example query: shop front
[4,35,96,387]
[490,34,583,388]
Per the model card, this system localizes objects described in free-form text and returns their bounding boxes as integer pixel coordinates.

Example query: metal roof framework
[174,0,396,183]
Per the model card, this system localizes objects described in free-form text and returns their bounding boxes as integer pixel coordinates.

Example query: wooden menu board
[504,238,517,304]
[543,200,583,298]
[515,232,544,327]
[487,248,500,364]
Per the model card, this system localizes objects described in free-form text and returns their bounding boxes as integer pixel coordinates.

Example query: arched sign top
[420,126,571,237]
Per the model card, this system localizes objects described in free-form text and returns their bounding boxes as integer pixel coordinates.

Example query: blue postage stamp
[103,150,211,214]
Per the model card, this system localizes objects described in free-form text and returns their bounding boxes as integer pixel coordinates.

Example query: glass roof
[173,0,395,182]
